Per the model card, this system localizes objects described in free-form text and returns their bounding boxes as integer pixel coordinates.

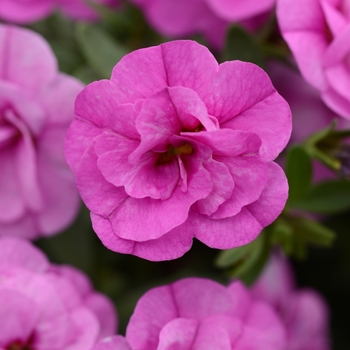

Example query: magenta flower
[130,0,275,49]
[0,24,82,239]
[277,0,350,119]
[251,253,330,350]
[96,277,287,349]
[0,236,117,350]
[0,0,118,24]
[65,40,291,261]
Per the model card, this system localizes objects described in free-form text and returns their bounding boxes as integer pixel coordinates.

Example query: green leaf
[222,25,264,67]
[75,23,129,78]
[215,243,253,268]
[293,180,350,214]
[286,145,313,204]
[291,217,336,247]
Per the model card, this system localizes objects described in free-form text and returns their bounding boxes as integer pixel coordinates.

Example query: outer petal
[0,25,57,91]
[76,141,129,217]
[36,127,80,235]
[0,0,54,24]
[0,289,38,347]
[110,40,218,104]
[0,237,49,271]
[206,61,291,161]
[207,0,275,21]
[91,213,194,261]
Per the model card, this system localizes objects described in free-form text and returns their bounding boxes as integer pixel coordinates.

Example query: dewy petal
[205,61,291,161]
[110,40,218,104]
[0,25,57,91]
[109,162,212,241]
[93,336,132,350]
[76,141,129,217]
[0,236,49,271]
[0,289,39,347]
[207,0,275,21]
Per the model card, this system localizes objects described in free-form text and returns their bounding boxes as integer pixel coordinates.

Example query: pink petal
[0,237,49,271]
[91,213,194,261]
[108,162,212,241]
[110,40,218,104]
[93,336,132,350]
[321,0,348,35]
[157,318,200,350]
[126,285,178,349]
[0,25,57,91]
[208,61,291,161]
[0,215,39,240]
[209,156,268,219]
[322,86,350,119]
[207,0,275,21]
[36,127,81,235]
[0,289,38,347]
[39,73,84,126]
[76,141,128,217]
[0,0,54,24]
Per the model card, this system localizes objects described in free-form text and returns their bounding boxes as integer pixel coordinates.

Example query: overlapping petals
[65,40,291,261]
[277,0,350,118]
[251,253,330,350]
[0,0,118,24]
[0,237,117,350]
[130,0,275,49]
[0,24,82,239]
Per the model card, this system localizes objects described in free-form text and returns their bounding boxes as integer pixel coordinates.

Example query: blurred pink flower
[251,253,330,350]
[0,0,118,24]
[65,40,291,261]
[0,25,82,239]
[130,0,275,49]
[277,0,350,119]
[0,236,117,349]
[119,277,287,349]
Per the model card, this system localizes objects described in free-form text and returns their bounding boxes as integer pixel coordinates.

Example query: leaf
[75,23,129,78]
[222,25,264,67]
[291,217,336,247]
[293,180,350,214]
[286,145,313,204]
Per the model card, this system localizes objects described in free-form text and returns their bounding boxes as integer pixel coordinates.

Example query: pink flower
[251,253,330,350]
[0,25,82,239]
[0,0,118,24]
[0,236,117,349]
[130,0,275,49]
[277,0,350,119]
[65,40,291,261]
[93,277,287,349]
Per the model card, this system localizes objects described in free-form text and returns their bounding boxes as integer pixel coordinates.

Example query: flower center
[6,341,35,350]
[156,143,193,165]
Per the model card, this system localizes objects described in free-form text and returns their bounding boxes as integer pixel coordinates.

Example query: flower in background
[0,0,118,24]
[0,25,82,239]
[277,0,350,119]
[251,252,330,350]
[0,236,117,349]
[94,277,288,349]
[130,0,275,49]
[65,40,291,261]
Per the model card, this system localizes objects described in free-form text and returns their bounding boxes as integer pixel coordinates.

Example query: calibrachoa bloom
[130,0,274,49]
[0,25,82,239]
[251,253,330,350]
[0,236,117,350]
[93,277,288,349]
[65,40,291,261]
[0,0,118,24]
[277,0,350,119]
